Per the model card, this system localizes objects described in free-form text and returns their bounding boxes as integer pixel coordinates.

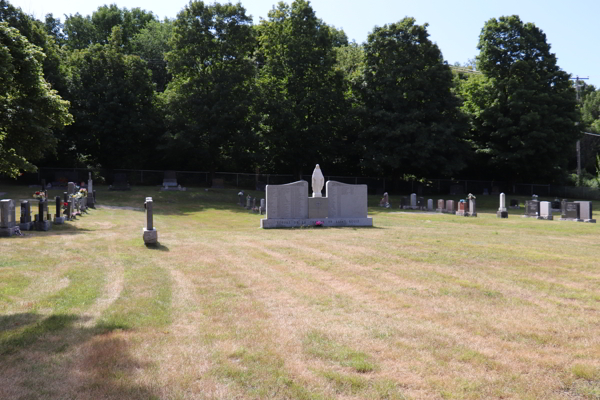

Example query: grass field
[1,184,599,400]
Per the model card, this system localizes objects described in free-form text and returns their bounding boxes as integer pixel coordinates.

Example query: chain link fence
[9,167,600,200]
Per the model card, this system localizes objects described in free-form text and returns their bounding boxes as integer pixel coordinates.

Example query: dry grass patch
[1,185,599,399]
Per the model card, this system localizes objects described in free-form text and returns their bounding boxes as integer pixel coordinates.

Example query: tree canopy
[0,22,72,177]
[461,15,579,182]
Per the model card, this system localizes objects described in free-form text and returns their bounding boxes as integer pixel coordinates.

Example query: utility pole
[571,76,589,181]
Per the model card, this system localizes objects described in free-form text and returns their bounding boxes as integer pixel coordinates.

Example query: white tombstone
[427,199,433,211]
[540,201,553,220]
[311,164,324,198]
[410,193,417,209]
[499,193,506,212]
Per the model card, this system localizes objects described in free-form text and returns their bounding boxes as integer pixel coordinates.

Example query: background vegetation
[1,0,597,185]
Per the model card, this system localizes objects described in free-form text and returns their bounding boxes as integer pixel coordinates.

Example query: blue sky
[11,0,600,87]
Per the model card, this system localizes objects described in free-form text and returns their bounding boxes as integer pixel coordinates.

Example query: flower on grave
[315,220,324,227]
[33,191,46,199]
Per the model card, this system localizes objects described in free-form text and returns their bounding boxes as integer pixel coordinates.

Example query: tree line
[1,0,596,184]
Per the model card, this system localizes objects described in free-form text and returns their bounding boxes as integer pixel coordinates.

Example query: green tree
[358,17,468,177]
[0,1,66,92]
[0,23,72,177]
[131,19,173,92]
[163,1,257,173]
[63,30,160,169]
[464,15,579,182]
[255,0,348,176]
[64,4,156,51]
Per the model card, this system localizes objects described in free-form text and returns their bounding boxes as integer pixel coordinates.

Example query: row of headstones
[0,180,97,237]
[238,192,266,215]
[379,193,477,217]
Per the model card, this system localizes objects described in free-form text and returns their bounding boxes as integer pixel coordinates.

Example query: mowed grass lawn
[1,184,599,400]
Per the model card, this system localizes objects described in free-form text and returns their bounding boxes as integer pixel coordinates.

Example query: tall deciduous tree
[63,28,160,169]
[359,17,468,177]
[464,15,579,182]
[162,1,257,174]
[255,0,348,176]
[0,23,72,177]
[131,19,173,92]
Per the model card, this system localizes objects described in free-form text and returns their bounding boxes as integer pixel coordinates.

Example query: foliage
[0,23,72,178]
[358,17,469,177]
[464,15,579,182]
[63,4,156,52]
[162,1,257,173]
[255,0,348,176]
[63,38,160,169]
[130,19,173,92]
[581,89,600,133]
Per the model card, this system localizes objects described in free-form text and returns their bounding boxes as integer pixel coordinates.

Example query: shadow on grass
[0,313,43,333]
[0,312,160,399]
[144,242,169,251]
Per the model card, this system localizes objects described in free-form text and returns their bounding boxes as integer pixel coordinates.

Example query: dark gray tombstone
[417,197,425,210]
[260,198,266,215]
[560,202,582,222]
[401,196,409,209]
[252,197,256,209]
[68,182,76,197]
[143,197,158,244]
[0,199,18,237]
[551,199,561,210]
[35,200,52,231]
[87,172,95,208]
[110,173,131,191]
[524,200,541,219]
[19,200,33,231]
[63,192,68,202]
[66,200,73,221]
[561,199,568,219]
[162,170,178,187]
[54,196,65,224]
[575,201,595,223]
[238,191,244,206]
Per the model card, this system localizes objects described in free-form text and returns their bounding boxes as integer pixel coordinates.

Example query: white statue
[312,164,324,198]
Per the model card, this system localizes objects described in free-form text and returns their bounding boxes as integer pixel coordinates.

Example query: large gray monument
[261,165,373,228]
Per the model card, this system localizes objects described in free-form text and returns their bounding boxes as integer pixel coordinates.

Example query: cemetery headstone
[54,196,65,224]
[261,179,372,228]
[427,199,433,211]
[417,196,425,210]
[436,199,444,213]
[87,172,95,208]
[575,201,595,223]
[0,199,18,237]
[143,197,158,244]
[68,182,76,197]
[560,202,582,222]
[539,201,553,220]
[238,191,244,206]
[110,173,131,191]
[63,192,68,202]
[467,196,477,217]
[19,200,33,230]
[381,192,390,208]
[66,200,73,220]
[456,200,467,216]
[551,198,561,211]
[401,196,409,209]
[410,193,417,210]
[259,198,266,215]
[246,195,252,209]
[35,199,52,231]
[523,200,541,219]
[445,200,455,214]
[161,170,186,191]
[497,193,508,218]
